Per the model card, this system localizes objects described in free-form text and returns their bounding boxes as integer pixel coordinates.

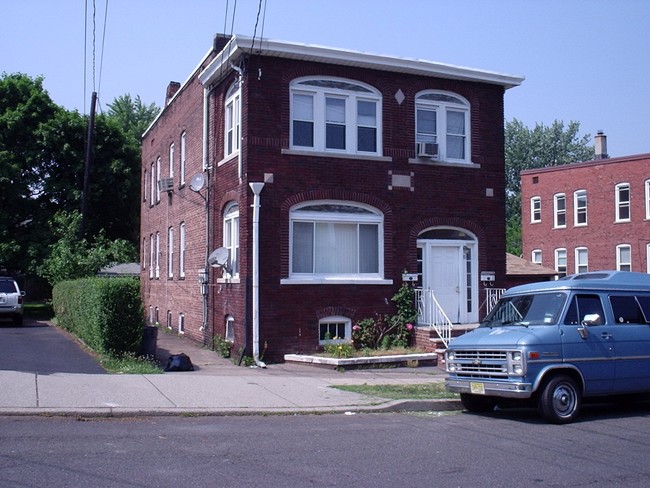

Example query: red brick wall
[142,49,510,362]
[521,155,650,275]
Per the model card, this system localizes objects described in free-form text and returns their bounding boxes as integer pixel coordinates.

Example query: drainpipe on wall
[249,182,265,368]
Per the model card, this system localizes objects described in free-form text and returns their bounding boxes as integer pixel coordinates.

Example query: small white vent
[417,142,439,158]
[158,177,174,192]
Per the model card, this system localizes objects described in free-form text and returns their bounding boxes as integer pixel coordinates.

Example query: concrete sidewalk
[0,328,461,417]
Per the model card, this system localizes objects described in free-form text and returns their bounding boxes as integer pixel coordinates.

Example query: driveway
[0,318,106,374]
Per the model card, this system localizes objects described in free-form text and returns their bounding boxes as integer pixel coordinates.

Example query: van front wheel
[538,374,581,424]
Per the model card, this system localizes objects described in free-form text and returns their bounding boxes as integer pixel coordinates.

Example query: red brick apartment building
[521,133,650,277]
[141,34,523,362]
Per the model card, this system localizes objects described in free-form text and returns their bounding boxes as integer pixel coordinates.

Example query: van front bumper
[445,378,533,399]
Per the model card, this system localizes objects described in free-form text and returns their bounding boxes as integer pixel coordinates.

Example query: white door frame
[418,232,478,324]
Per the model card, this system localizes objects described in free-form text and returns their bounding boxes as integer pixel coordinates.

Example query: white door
[427,245,462,323]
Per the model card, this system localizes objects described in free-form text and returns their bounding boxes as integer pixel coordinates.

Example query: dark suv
[0,277,25,325]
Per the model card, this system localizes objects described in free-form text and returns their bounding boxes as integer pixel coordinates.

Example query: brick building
[141,34,523,362]
[521,133,650,276]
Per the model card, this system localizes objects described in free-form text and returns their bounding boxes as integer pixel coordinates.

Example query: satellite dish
[189,173,205,192]
[208,247,229,268]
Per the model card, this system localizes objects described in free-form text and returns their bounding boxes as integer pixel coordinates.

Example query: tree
[106,94,160,148]
[505,119,595,255]
[37,210,136,286]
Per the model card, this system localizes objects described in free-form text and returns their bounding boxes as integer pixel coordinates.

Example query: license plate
[470,382,486,395]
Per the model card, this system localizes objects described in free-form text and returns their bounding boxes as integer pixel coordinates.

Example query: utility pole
[79,91,97,239]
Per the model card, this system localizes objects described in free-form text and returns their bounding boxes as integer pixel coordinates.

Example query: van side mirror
[582,313,602,326]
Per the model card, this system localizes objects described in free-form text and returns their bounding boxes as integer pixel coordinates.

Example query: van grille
[451,350,509,378]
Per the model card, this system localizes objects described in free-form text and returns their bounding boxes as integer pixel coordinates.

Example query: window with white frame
[167,227,174,278]
[166,310,172,329]
[225,82,241,157]
[555,248,567,277]
[223,203,239,277]
[554,193,566,228]
[530,196,541,223]
[150,162,155,205]
[149,234,154,279]
[574,190,587,226]
[617,244,632,271]
[225,315,235,342]
[616,183,630,222]
[179,222,186,278]
[647,243,650,274]
[318,316,352,344]
[290,77,381,155]
[180,132,186,186]
[415,91,470,162]
[290,201,382,279]
[645,179,650,221]
[156,157,161,203]
[178,313,185,334]
[142,238,146,270]
[532,249,542,264]
[169,143,174,178]
[143,169,147,203]
[155,231,160,279]
[575,247,588,273]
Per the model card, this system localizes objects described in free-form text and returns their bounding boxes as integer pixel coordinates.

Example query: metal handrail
[414,288,453,347]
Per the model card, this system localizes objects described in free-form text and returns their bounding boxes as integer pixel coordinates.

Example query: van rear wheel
[460,393,496,413]
[538,374,581,424]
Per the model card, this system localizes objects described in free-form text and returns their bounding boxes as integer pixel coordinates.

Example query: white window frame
[531,249,542,264]
[150,162,155,205]
[180,132,186,186]
[318,316,352,345]
[223,203,239,278]
[555,248,567,277]
[142,238,146,270]
[287,201,385,283]
[155,231,160,279]
[149,234,154,278]
[645,179,650,221]
[290,77,382,156]
[225,315,235,342]
[155,157,161,203]
[415,90,470,163]
[530,196,541,223]
[554,193,566,228]
[616,183,631,222]
[647,243,650,274]
[179,222,186,278]
[575,247,588,274]
[178,313,185,335]
[574,190,587,226]
[169,143,174,178]
[224,82,241,158]
[167,227,174,278]
[617,244,632,271]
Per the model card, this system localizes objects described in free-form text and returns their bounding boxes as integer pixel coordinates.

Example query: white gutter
[249,182,265,368]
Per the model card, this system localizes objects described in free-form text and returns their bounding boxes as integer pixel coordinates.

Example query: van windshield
[481,292,567,327]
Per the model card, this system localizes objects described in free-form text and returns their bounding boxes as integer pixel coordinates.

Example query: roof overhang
[199,34,524,89]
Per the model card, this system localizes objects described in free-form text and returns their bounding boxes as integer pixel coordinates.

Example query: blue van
[445,271,650,423]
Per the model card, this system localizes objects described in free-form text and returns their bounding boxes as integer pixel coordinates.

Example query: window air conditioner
[158,177,174,192]
[417,142,439,158]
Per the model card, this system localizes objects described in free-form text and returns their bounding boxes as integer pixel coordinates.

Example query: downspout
[249,182,265,367]
[200,86,211,333]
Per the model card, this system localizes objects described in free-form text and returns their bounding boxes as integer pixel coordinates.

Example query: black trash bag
[164,353,194,372]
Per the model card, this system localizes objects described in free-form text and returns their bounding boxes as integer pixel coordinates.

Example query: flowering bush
[352,284,418,350]
[323,339,354,358]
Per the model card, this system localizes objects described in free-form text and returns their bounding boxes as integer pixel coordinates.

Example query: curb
[0,399,463,418]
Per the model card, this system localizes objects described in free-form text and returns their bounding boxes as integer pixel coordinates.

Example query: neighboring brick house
[141,34,523,363]
[521,133,650,277]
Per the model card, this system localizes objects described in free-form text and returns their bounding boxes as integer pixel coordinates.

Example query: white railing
[485,288,506,315]
[414,288,453,347]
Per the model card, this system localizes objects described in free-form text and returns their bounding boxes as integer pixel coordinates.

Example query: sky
[3,0,649,158]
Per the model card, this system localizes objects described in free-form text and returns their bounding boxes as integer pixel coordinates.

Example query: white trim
[615,182,631,222]
[553,193,566,228]
[616,244,632,271]
[530,196,541,223]
[318,316,352,345]
[573,189,587,227]
[575,247,588,274]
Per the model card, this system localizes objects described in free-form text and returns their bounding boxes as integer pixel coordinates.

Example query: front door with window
[418,228,478,324]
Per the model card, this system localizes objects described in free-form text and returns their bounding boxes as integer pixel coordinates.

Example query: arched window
[223,202,240,277]
[415,91,470,162]
[290,77,382,155]
[290,201,383,279]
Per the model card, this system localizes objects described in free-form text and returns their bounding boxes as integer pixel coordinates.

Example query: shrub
[52,277,144,357]
[214,334,232,358]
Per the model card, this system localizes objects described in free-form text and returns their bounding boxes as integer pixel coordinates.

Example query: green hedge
[52,277,144,357]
